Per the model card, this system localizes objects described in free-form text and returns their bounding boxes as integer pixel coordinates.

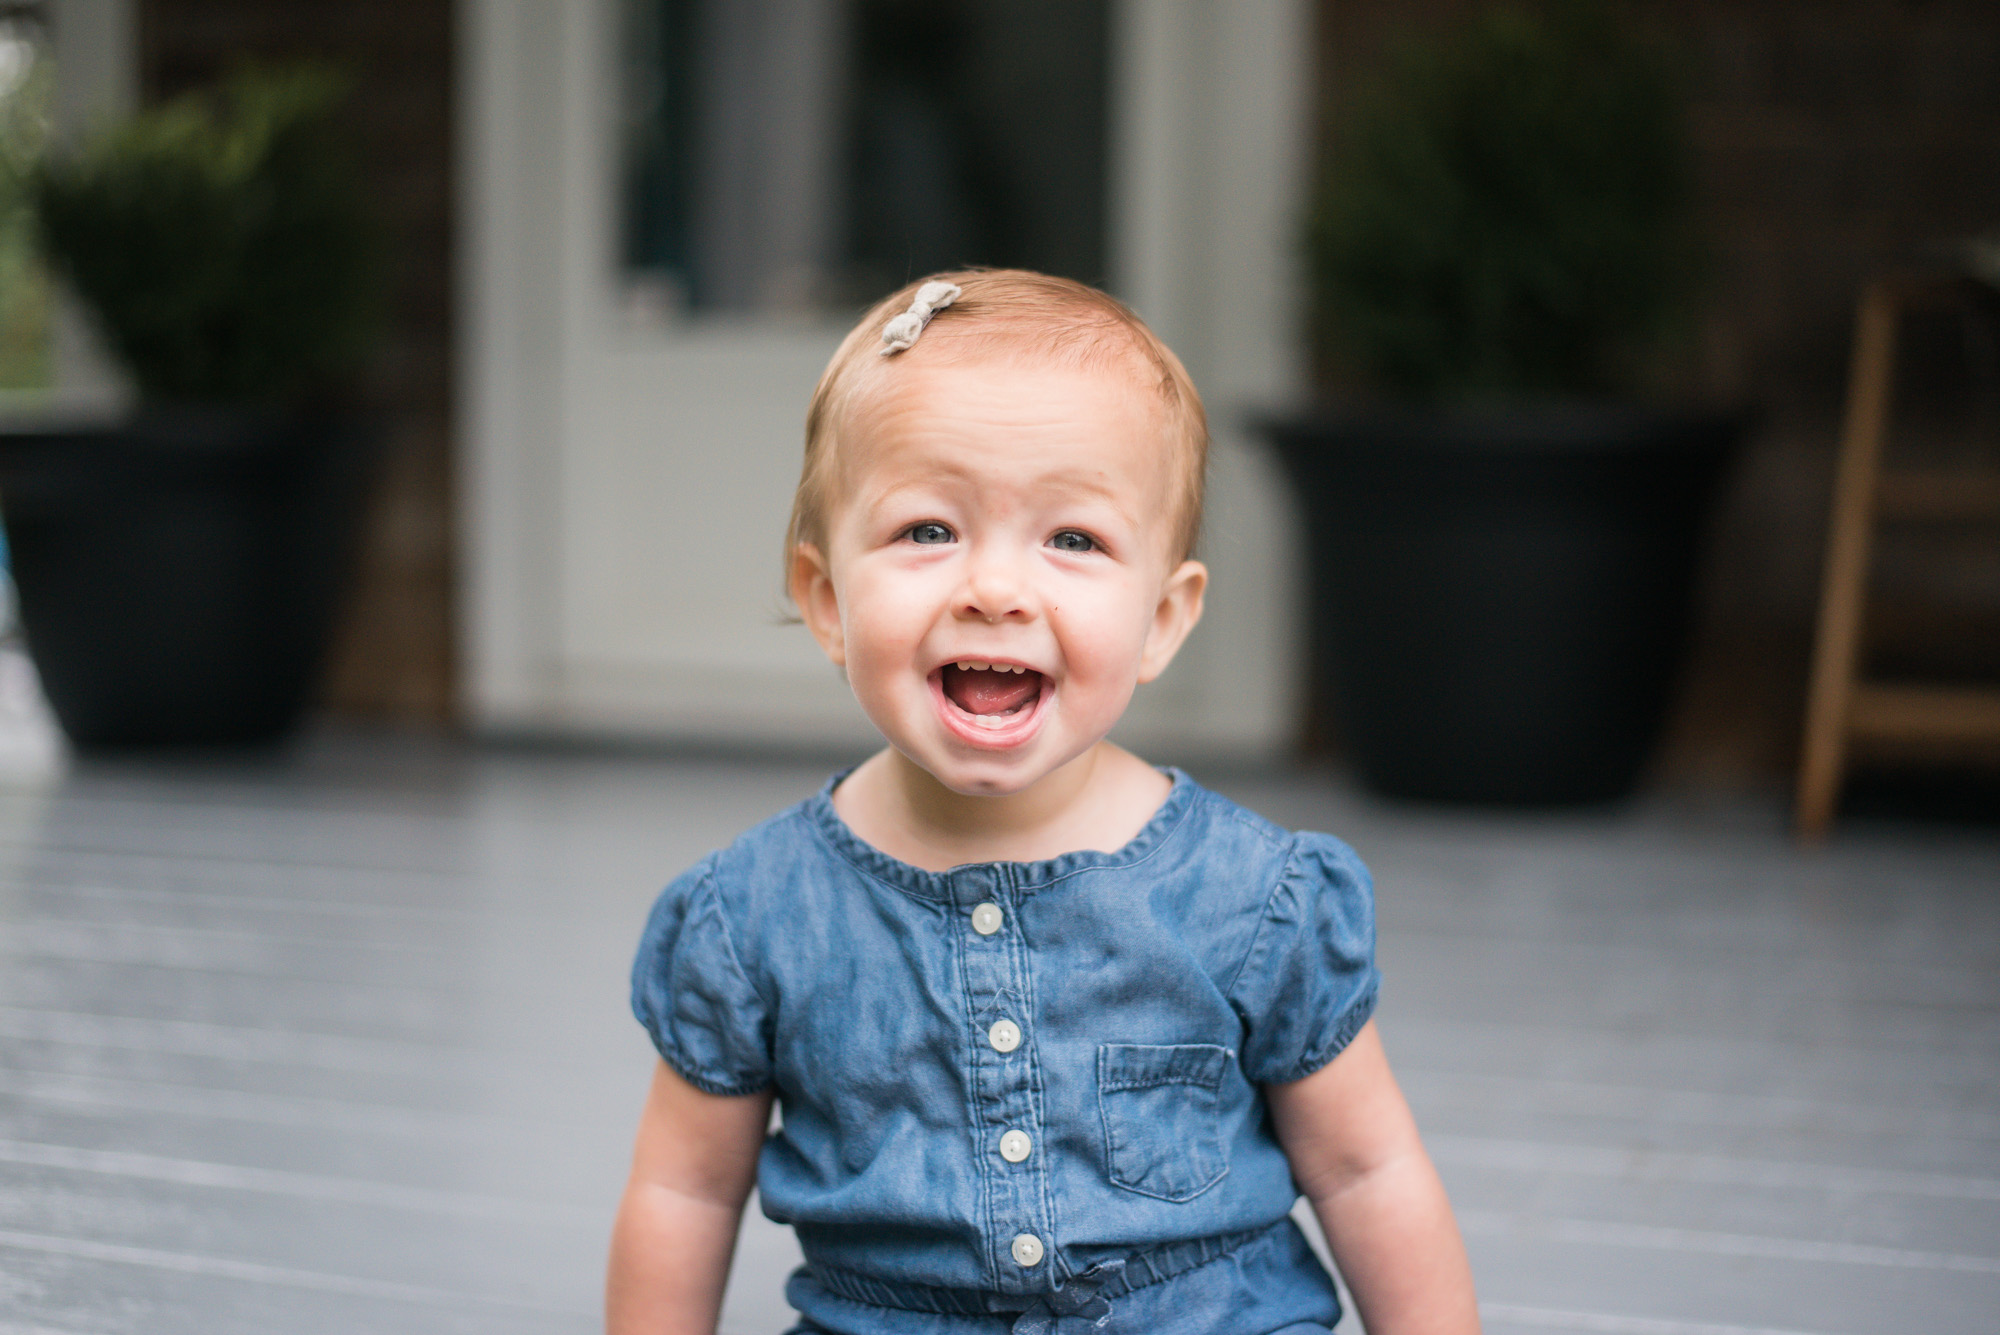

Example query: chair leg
[1797,281,1900,841]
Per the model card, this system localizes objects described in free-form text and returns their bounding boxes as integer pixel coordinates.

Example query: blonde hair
[785,269,1209,583]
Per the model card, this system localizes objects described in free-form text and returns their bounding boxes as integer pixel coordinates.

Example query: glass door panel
[618,0,1109,316]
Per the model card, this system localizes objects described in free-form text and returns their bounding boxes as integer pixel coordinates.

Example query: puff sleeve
[1228,831,1381,1085]
[629,859,774,1096]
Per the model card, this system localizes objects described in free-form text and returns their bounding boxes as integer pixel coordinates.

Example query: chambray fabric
[780,1217,1343,1335]
[629,769,1378,1333]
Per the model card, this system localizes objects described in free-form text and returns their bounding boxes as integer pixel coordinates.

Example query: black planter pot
[0,410,378,749]
[1260,404,1740,805]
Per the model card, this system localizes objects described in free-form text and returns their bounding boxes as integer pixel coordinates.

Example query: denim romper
[630,770,1380,1335]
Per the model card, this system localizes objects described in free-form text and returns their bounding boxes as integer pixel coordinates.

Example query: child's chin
[912,734,1065,796]
[929,760,1055,798]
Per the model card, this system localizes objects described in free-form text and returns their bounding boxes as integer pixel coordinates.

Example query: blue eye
[907,522,954,545]
[1048,530,1096,553]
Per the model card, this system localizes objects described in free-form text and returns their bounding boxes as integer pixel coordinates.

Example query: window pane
[619,0,1108,315]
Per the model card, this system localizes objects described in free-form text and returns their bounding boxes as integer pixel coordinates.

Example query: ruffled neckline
[806,766,1199,902]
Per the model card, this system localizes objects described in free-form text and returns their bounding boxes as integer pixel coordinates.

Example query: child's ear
[1137,558,1207,684]
[790,543,846,667]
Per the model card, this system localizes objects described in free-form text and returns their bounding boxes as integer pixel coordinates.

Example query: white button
[1010,1232,1044,1267]
[970,902,1004,936]
[999,1129,1032,1163]
[988,1018,1021,1053]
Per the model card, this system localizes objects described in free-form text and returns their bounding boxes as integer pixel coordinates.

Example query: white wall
[460,0,1314,759]
[49,0,132,131]
[45,0,135,415]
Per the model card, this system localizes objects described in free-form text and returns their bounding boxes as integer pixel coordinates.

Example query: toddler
[607,270,1479,1335]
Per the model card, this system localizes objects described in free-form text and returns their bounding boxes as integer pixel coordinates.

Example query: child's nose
[956,551,1034,624]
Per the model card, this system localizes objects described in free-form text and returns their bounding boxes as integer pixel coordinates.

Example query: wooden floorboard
[0,741,1993,1334]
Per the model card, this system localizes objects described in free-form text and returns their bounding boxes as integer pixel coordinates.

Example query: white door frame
[457,0,1313,756]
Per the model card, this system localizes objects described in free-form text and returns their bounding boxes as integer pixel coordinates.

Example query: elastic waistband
[805,1218,1287,1317]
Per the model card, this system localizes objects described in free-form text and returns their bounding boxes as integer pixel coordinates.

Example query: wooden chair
[1796,274,2000,840]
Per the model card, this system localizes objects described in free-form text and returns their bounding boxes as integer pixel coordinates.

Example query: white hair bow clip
[879,281,964,355]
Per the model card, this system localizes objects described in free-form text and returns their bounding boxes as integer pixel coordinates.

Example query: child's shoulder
[1174,775,1371,887]
[636,793,833,994]
[666,789,830,900]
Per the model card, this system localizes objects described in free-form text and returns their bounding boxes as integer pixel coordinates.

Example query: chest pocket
[1097,1042,1232,1202]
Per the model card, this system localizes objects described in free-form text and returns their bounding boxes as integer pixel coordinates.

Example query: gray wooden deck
[0,738,1994,1334]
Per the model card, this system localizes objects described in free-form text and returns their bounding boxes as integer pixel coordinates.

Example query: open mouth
[939,661,1046,730]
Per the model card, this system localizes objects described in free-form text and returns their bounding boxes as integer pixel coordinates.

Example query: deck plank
[0,744,1993,1334]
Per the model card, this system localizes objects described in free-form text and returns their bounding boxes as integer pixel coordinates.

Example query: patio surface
[0,736,1995,1334]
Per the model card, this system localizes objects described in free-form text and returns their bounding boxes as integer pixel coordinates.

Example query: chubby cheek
[835,572,936,699]
[1049,586,1155,700]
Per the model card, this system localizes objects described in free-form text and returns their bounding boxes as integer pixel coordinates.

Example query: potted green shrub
[0,65,384,747]
[1260,1,1740,804]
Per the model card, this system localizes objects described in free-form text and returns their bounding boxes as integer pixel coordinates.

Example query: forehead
[834,355,1171,500]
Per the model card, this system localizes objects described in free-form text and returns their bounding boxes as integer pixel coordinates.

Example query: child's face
[793,355,1206,797]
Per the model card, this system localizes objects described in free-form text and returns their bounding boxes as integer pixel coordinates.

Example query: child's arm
[1266,1020,1480,1335]
[606,1060,775,1335]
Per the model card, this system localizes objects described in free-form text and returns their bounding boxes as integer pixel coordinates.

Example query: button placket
[952,866,1050,1290]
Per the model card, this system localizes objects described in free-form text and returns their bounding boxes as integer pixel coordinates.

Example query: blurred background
[0,0,1984,787]
[0,2,1993,1333]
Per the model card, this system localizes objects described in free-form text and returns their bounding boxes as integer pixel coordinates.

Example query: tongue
[944,667,1041,716]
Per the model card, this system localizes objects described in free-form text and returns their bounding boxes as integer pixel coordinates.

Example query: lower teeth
[968,699,1034,727]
